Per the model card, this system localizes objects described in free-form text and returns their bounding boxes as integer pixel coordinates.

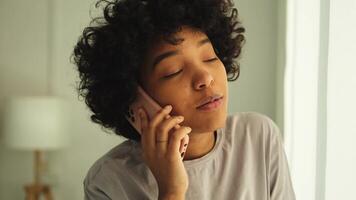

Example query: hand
[138,105,191,197]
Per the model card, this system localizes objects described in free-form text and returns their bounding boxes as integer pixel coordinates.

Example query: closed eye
[163,69,183,78]
[163,57,219,79]
[204,57,218,62]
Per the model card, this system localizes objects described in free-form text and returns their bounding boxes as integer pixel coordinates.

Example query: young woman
[73,0,296,199]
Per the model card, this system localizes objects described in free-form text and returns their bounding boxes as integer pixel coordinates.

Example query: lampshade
[2,96,68,150]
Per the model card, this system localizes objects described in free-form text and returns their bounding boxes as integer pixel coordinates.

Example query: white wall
[229,0,278,121]
[284,0,322,198]
[0,1,121,199]
[0,0,49,198]
[0,0,280,199]
[283,0,356,199]
[325,0,356,199]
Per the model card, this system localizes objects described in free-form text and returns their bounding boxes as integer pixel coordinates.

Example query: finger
[156,115,184,141]
[165,115,181,129]
[141,105,172,157]
[138,107,154,154]
[155,116,185,154]
[150,105,173,131]
[167,126,192,160]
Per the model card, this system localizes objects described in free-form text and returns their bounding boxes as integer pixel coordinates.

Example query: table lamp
[2,96,68,200]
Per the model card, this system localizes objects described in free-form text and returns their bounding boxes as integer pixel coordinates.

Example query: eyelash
[163,57,218,78]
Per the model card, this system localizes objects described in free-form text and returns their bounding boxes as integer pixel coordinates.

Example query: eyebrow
[150,37,211,72]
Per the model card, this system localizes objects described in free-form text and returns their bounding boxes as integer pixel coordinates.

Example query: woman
[73,0,296,199]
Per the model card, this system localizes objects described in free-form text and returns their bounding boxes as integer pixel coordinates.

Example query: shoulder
[228,111,278,128]
[83,139,157,199]
[83,140,136,187]
[226,111,282,145]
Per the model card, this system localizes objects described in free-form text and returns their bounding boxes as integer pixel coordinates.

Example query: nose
[193,69,214,90]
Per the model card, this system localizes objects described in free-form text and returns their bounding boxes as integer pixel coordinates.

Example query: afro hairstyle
[72,0,245,141]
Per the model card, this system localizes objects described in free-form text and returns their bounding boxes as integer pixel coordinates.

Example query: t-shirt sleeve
[83,165,133,200]
[266,117,296,200]
[84,181,111,200]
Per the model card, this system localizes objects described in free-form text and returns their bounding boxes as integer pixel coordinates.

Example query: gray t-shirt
[83,112,296,200]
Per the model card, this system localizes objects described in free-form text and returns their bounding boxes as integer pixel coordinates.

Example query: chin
[190,111,227,133]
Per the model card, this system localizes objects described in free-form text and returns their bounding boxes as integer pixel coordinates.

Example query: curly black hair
[72,0,245,142]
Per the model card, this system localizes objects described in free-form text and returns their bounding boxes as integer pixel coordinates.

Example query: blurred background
[0,0,355,199]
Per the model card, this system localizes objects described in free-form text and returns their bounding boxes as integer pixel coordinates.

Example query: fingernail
[166,105,172,110]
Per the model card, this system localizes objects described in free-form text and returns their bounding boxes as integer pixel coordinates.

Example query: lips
[196,94,223,109]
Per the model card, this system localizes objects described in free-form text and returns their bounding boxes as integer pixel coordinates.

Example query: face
[138,26,228,133]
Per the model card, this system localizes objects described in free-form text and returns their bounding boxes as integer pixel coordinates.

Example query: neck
[182,130,217,161]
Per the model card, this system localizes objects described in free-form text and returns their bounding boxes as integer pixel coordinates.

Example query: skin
[137,25,229,198]
[138,25,229,160]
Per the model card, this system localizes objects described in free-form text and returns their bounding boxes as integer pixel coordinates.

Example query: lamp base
[24,184,53,200]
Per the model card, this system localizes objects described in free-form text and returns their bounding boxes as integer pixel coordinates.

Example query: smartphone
[125,85,189,159]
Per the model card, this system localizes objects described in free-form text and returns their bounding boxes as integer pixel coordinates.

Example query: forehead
[149,27,207,53]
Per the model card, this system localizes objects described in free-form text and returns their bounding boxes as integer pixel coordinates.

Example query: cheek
[218,65,228,88]
[218,62,228,79]
[170,92,192,116]
[153,85,191,113]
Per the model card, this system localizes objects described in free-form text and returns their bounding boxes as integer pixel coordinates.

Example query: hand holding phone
[137,101,191,197]
[125,85,190,159]
[125,85,191,196]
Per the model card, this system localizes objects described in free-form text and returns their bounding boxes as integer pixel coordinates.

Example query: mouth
[196,95,224,111]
